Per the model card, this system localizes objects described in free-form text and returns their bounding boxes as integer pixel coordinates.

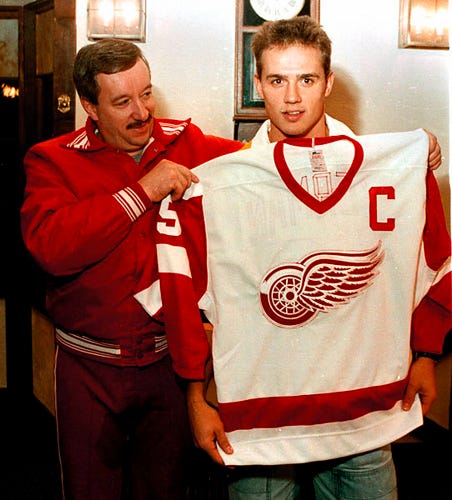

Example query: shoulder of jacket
[26,128,88,154]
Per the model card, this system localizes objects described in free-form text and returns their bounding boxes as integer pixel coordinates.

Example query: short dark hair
[73,39,150,104]
[251,16,332,79]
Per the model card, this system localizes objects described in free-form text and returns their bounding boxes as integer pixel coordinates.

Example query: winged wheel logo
[259,242,384,328]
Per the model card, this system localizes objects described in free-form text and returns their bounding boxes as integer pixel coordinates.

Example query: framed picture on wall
[0,17,19,78]
[235,0,320,120]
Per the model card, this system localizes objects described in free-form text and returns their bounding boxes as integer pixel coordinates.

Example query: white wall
[76,0,449,214]
[76,0,236,139]
[321,0,450,216]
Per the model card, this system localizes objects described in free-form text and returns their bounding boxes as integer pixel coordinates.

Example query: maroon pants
[55,348,192,499]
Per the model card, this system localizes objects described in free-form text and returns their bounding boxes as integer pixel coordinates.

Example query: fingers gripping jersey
[135,130,451,465]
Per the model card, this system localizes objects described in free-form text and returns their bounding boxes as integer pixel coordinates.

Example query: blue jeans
[228,445,397,500]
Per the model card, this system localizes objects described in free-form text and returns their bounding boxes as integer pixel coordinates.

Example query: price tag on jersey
[310,149,327,172]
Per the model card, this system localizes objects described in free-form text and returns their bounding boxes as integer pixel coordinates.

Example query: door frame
[4,0,75,399]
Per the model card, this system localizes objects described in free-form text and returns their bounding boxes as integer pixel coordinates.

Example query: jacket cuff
[112,183,153,221]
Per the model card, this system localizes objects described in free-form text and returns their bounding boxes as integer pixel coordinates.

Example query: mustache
[126,114,152,129]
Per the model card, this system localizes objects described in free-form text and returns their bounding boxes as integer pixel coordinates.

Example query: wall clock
[249,0,307,21]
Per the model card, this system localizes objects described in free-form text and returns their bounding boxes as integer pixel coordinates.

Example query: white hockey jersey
[135,130,451,465]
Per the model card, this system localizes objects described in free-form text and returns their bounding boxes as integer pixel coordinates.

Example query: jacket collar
[64,117,192,151]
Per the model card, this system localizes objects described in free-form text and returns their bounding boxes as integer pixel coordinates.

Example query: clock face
[249,0,306,21]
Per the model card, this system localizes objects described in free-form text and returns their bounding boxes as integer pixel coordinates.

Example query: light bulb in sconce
[399,0,449,49]
[87,0,146,42]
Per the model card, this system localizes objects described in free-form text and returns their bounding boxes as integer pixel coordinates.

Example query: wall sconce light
[399,0,449,49]
[87,0,146,42]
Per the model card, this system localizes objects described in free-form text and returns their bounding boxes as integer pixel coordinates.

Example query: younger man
[176,17,450,500]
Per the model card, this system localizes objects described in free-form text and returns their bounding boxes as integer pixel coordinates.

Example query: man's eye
[116,99,130,107]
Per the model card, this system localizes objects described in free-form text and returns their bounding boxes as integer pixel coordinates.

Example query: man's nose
[284,82,302,103]
[132,99,150,120]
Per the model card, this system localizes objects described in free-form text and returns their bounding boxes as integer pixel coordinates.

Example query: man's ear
[325,71,335,98]
[254,73,264,99]
[80,97,99,121]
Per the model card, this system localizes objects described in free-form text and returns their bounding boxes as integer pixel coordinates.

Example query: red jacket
[21,117,241,366]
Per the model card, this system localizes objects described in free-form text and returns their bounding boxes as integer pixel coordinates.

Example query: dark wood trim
[53,0,76,136]
[2,0,75,399]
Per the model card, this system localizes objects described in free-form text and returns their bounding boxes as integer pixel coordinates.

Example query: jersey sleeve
[411,171,451,354]
[135,184,210,379]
